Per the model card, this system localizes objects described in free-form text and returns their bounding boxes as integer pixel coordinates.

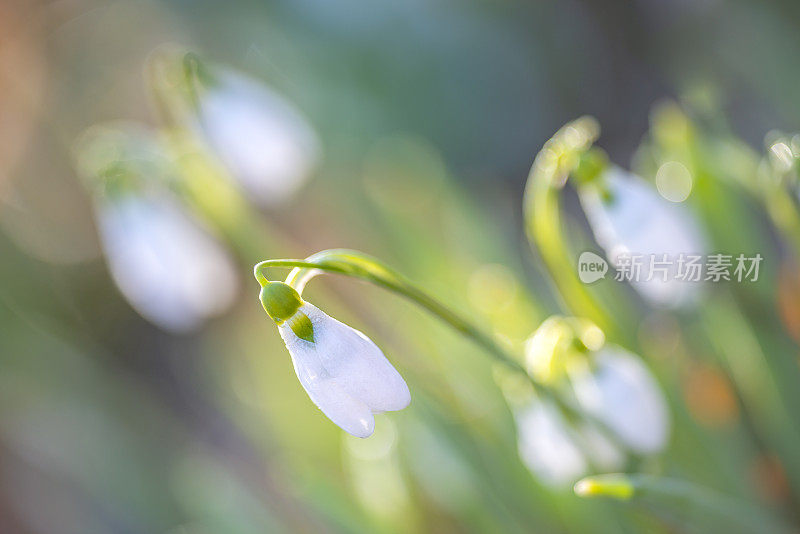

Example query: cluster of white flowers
[82,54,681,487]
[512,319,669,487]
[79,51,322,332]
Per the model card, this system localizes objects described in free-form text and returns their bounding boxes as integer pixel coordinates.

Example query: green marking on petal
[287,312,315,343]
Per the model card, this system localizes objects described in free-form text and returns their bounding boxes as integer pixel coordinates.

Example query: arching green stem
[522,117,617,336]
[256,250,509,364]
[253,248,631,454]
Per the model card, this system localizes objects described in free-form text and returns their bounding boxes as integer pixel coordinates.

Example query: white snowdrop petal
[515,400,587,486]
[277,304,409,437]
[576,423,625,471]
[297,371,375,439]
[572,347,670,454]
[198,71,319,206]
[580,166,706,307]
[97,194,237,332]
[299,305,411,412]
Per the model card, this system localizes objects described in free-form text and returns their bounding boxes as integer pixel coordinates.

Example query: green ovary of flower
[259,282,302,321]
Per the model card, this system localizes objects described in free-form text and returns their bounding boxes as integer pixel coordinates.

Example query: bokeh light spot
[655,161,693,202]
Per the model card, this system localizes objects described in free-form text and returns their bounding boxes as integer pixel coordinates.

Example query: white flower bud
[515,399,623,487]
[97,193,237,332]
[570,346,670,454]
[196,70,320,207]
[269,297,410,438]
[515,400,587,486]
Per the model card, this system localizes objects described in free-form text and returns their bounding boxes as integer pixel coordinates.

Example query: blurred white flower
[579,166,706,307]
[513,317,665,486]
[515,400,586,486]
[515,399,623,487]
[260,283,410,438]
[570,346,670,454]
[97,193,238,332]
[195,69,320,207]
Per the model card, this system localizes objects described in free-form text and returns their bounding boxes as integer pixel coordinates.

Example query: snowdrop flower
[569,346,670,454]
[510,319,623,486]
[515,400,587,486]
[258,281,410,438]
[74,122,238,332]
[510,316,667,485]
[187,59,320,207]
[515,398,623,487]
[97,193,237,332]
[578,166,706,307]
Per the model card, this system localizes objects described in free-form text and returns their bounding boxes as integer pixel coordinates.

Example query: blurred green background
[3,0,800,532]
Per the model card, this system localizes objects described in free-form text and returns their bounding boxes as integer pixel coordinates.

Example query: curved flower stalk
[578,166,707,308]
[508,316,668,485]
[253,249,622,442]
[758,132,800,259]
[74,124,238,332]
[525,117,706,316]
[148,47,320,207]
[523,117,615,332]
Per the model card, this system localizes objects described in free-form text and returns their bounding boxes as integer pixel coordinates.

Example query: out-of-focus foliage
[4,0,800,532]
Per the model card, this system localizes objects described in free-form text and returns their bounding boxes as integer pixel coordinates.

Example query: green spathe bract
[259,281,314,342]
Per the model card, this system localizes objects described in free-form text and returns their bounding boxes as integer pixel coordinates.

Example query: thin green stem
[254,249,631,454]
[254,251,518,368]
[575,473,794,534]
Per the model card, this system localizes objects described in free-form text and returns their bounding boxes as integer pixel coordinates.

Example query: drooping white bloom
[512,317,666,485]
[578,166,706,307]
[570,346,670,454]
[515,400,587,486]
[195,70,320,207]
[515,399,623,487]
[97,193,237,332]
[264,287,410,438]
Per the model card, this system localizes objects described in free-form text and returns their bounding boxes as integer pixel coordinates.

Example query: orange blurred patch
[778,262,800,346]
[682,363,738,428]
[0,0,47,196]
[750,454,790,504]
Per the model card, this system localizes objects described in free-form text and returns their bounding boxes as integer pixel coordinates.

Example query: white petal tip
[344,417,375,439]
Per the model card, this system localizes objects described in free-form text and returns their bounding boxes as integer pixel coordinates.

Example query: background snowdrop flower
[578,166,706,307]
[510,316,660,486]
[97,193,238,332]
[569,346,670,454]
[258,282,410,438]
[515,398,623,487]
[515,400,587,486]
[190,64,321,207]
